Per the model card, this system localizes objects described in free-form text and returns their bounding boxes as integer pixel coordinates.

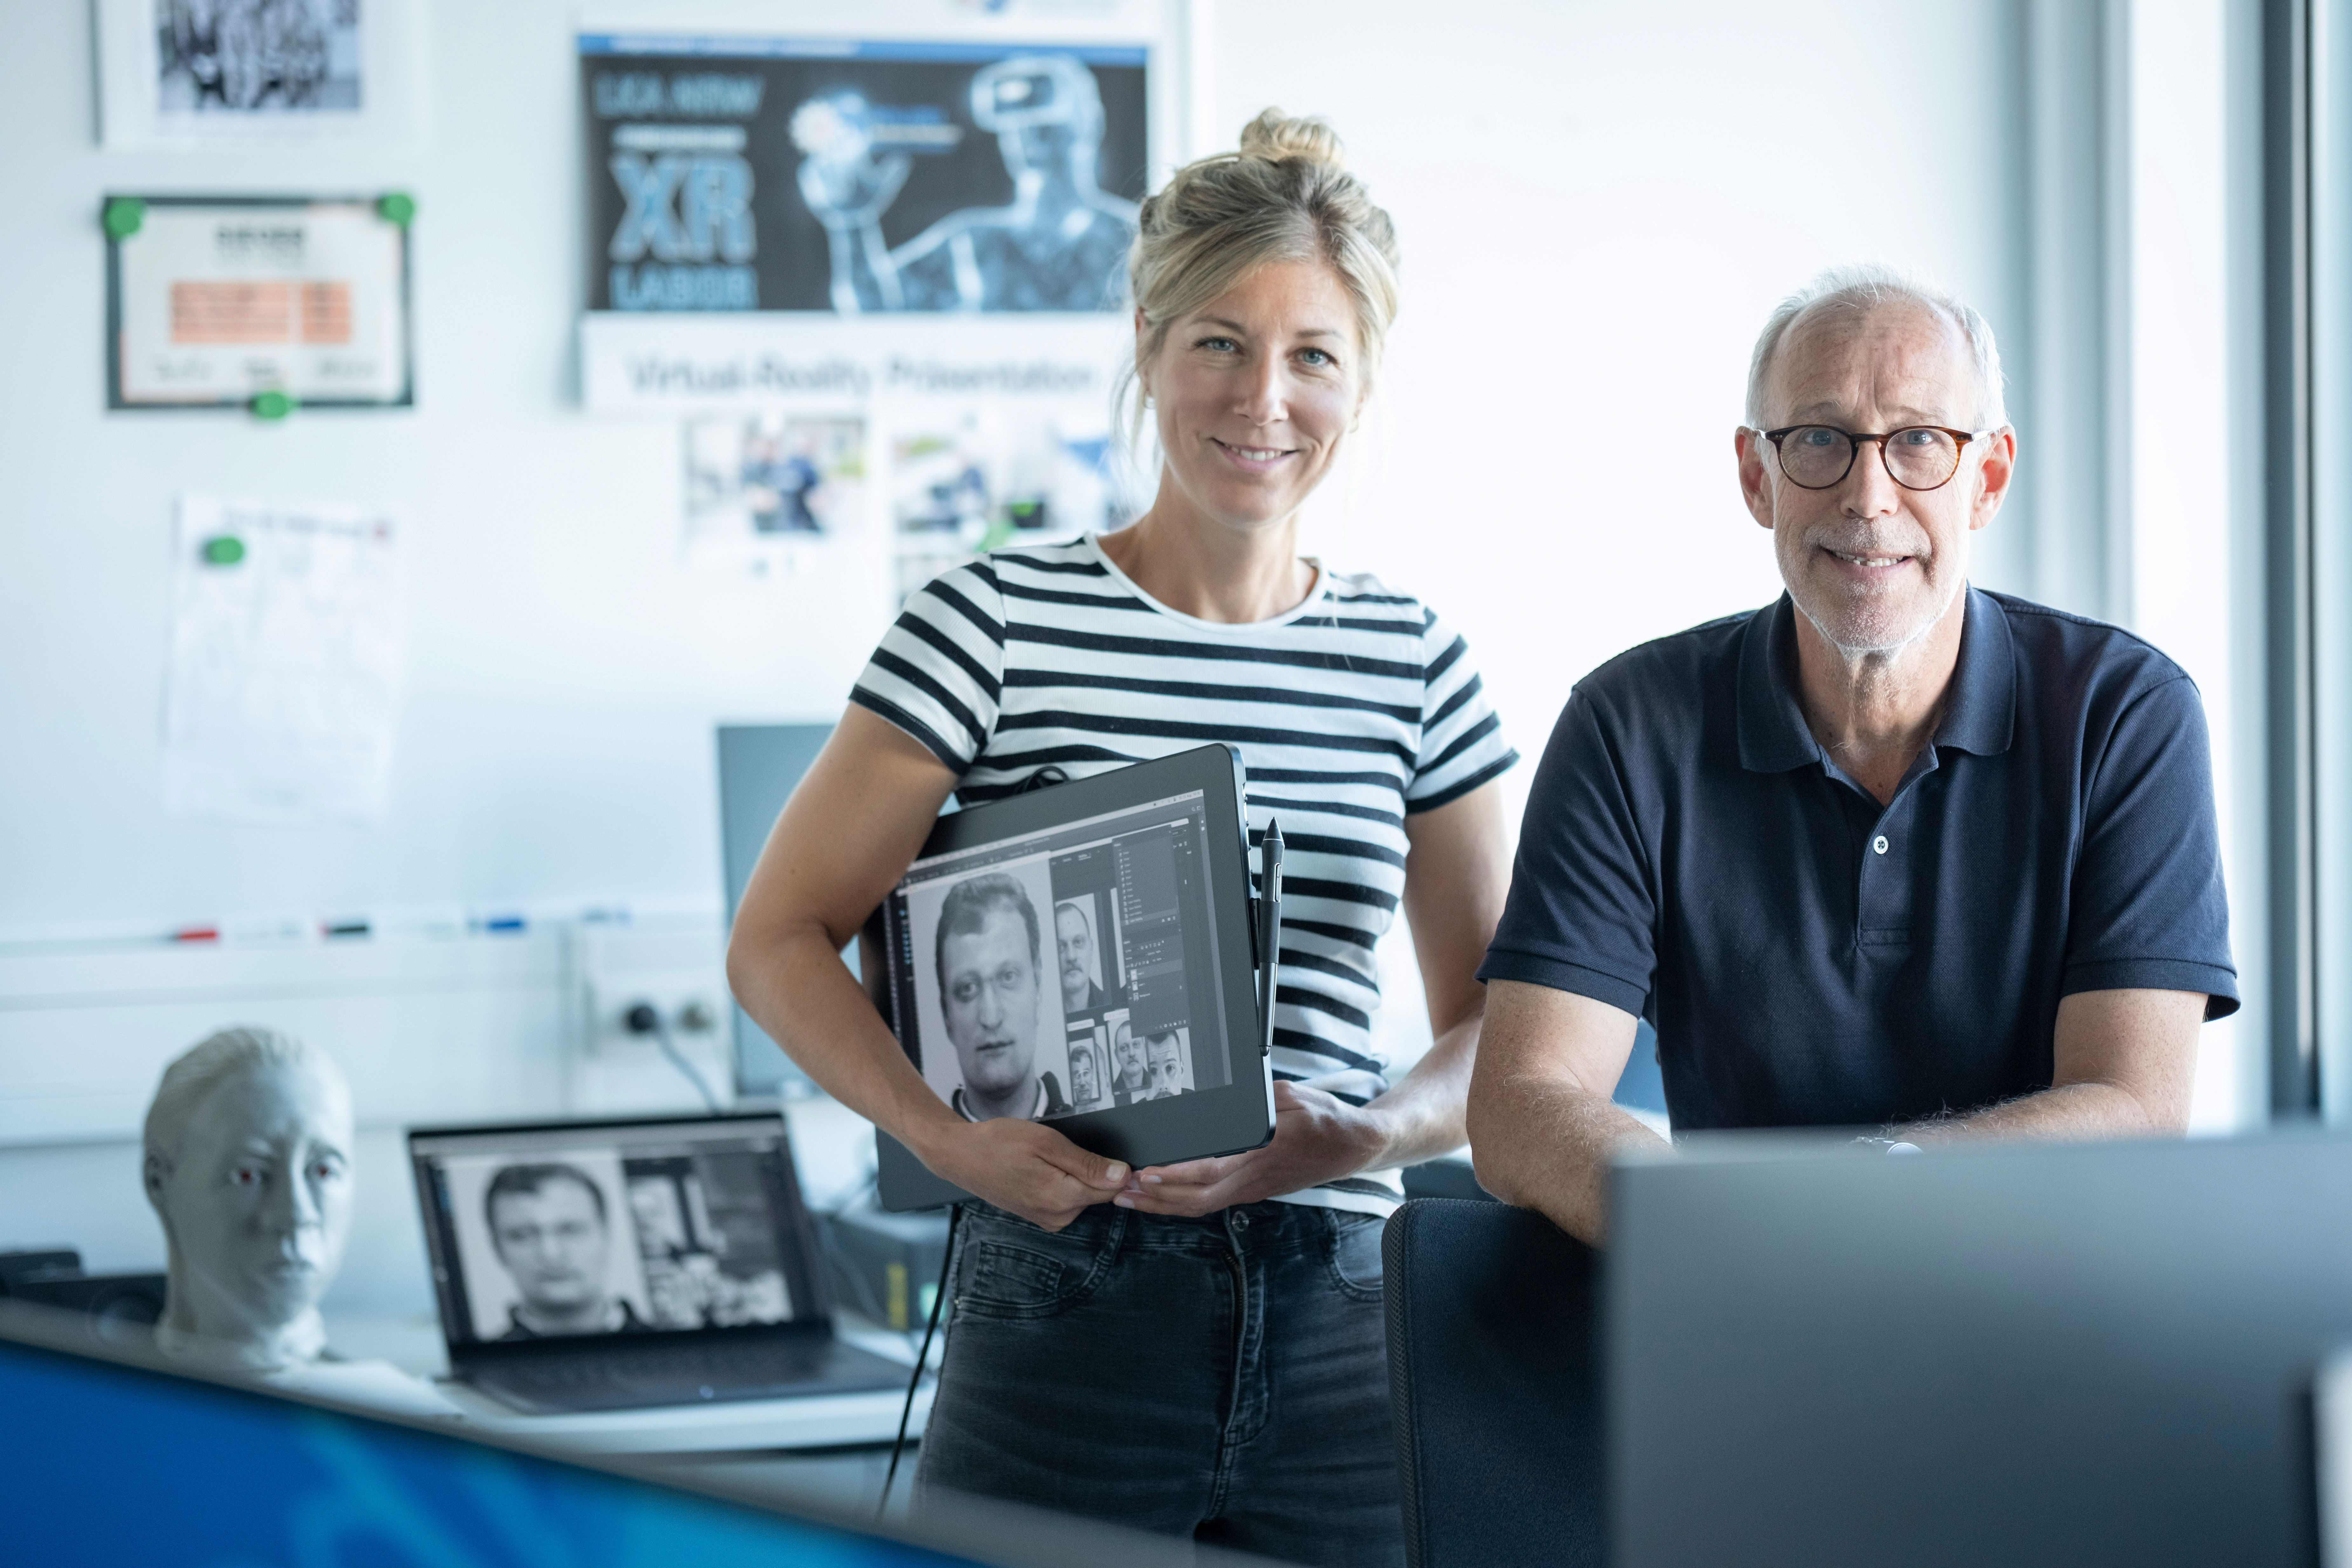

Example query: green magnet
[249,389,296,420]
[376,191,417,227]
[202,536,246,566]
[102,198,146,241]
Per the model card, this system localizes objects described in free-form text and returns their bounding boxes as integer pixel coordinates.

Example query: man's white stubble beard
[1791,532,1969,660]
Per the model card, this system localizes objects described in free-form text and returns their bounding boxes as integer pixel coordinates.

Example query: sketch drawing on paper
[163,495,402,825]
[791,54,1139,313]
[156,0,363,115]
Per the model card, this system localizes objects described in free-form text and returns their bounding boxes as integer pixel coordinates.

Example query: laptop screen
[875,786,1234,1125]
[408,1115,824,1347]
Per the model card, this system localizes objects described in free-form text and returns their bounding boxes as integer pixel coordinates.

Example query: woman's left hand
[1114,1081,1390,1216]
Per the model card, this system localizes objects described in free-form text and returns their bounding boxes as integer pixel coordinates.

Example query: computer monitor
[716,724,836,1097]
[0,1298,962,1565]
[1610,1133,2352,1567]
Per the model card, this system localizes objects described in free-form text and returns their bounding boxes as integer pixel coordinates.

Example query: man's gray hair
[143,1026,344,1175]
[1744,262,2009,430]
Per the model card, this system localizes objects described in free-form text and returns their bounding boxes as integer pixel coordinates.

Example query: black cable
[624,1002,723,1114]
[877,1200,962,1522]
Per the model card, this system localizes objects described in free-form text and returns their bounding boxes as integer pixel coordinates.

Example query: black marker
[1258,818,1284,1057]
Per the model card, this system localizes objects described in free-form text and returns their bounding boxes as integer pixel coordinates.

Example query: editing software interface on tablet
[412,1120,814,1345]
[880,790,1235,1123]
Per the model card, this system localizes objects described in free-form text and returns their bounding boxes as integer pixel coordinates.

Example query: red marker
[171,925,220,943]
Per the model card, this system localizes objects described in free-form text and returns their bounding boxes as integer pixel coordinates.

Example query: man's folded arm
[1883,986,2205,1145]
[1466,978,1667,1245]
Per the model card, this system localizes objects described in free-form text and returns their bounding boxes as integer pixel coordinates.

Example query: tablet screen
[876,787,1236,1122]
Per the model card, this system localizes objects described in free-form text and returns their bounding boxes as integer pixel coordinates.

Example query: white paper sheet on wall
[163,495,402,825]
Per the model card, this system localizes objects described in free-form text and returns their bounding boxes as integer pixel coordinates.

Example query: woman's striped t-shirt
[851,535,1517,1216]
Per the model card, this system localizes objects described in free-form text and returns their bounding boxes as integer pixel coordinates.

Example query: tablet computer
[862,744,1275,1211]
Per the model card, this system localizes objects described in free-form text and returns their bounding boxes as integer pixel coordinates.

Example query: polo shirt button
[1872,835,1890,855]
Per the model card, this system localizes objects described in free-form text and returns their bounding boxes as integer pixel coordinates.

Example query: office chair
[1383,1197,1604,1568]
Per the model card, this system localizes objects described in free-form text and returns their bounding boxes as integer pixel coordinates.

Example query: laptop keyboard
[470,1333,908,1414]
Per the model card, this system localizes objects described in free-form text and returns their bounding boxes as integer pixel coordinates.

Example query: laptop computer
[407,1111,909,1414]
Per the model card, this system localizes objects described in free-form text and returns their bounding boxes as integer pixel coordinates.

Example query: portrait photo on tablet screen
[905,856,1073,1121]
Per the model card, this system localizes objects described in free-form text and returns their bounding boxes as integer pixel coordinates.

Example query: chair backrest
[1383,1197,1604,1568]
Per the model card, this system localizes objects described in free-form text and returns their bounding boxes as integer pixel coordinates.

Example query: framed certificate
[106,195,415,412]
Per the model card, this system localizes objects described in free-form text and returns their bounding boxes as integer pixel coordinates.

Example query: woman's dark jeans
[915,1198,1403,1566]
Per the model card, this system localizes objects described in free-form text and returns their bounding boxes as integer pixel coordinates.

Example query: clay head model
[142,1026,354,1372]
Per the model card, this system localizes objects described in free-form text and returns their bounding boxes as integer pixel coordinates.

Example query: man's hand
[913,1116,1130,1232]
[1114,1081,1387,1217]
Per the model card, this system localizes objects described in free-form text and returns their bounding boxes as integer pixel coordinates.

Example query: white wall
[0,3,891,942]
[1260,0,2029,839]
[0,0,2032,937]
[0,0,2041,1316]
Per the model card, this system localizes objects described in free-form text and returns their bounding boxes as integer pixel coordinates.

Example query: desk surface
[323,1309,931,1456]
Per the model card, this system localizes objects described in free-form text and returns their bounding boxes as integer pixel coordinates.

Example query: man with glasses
[1466,264,2238,1244]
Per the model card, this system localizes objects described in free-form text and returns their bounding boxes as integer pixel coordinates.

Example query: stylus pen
[1259,818,1284,1057]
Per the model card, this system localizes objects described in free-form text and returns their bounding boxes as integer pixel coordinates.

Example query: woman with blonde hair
[730,109,1515,1562]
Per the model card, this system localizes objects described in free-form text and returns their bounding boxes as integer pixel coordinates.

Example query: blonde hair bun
[1119,108,1400,443]
[1237,109,1346,170]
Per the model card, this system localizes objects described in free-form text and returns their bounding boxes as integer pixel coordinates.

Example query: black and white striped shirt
[852,536,1517,1215]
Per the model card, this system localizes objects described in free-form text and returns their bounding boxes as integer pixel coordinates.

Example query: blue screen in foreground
[0,1335,967,1567]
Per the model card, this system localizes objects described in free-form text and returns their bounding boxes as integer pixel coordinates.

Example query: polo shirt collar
[1737,586,2016,774]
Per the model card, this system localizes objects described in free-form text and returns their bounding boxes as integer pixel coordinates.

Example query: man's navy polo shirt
[1479,588,2238,1131]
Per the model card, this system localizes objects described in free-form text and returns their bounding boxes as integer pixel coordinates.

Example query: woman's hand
[1111,1081,1389,1217]
[914,1116,1131,1232]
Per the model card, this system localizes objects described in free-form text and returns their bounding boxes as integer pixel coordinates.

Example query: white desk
[433,1368,931,1456]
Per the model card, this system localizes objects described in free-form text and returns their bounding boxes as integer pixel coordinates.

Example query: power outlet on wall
[580,974,723,1058]
[562,921,736,1115]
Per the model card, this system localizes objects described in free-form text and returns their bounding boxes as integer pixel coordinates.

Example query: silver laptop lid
[406,1113,829,1355]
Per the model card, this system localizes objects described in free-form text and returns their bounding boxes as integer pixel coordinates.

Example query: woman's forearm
[726,915,962,1161]
[1358,1009,1482,1171]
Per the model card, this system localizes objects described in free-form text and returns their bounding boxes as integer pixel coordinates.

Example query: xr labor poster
[578,36,1149,315]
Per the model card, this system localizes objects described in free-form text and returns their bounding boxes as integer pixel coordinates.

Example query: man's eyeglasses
[1754,424,1990,492]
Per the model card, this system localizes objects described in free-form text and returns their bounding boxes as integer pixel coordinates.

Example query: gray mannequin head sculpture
[142,1026,354,1372]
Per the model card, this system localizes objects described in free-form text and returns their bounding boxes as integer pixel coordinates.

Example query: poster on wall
[163,494,403,826]
[889,403,1126,599]
[106,195,415,411]
[95,0,426,149]
[680,412,867,571]
[595,313,1148,598]
[579,35,1149,314]
[576,21,1172,606]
